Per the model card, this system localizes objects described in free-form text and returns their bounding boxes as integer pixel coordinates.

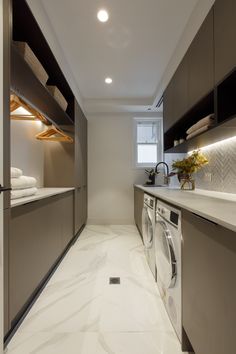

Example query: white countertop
[11,187,75,208]
[135,185,236,232]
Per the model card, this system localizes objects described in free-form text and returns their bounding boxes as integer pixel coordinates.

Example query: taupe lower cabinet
[134,187,144,236]
[9,192,74,325]
[214,0,236,84]
[182,210,236,354]
[74,186,87,234]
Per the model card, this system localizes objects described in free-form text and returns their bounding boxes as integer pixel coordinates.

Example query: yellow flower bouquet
[171,150,208,190]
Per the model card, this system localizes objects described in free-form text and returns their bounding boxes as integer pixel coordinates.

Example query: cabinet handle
[0,185,12,193]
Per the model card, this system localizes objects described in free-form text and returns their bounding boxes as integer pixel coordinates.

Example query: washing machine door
[155,218,177,289]
[142,206,154,249]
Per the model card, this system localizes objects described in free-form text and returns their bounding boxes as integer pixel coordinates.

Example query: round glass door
[142,207,154,249]
[155,218,177,289]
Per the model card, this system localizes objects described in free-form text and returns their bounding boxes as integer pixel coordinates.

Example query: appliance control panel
[144,193,156,209]
[156,200,180,228]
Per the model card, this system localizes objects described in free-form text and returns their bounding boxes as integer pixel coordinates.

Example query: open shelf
[11,43,73,127]
[11,0,75,123]
[164,66,236,153]
[217,67,236,124]
[164,91,214,152]
[165,115,236,153]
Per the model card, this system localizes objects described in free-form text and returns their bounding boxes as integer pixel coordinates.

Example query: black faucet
[155,162,170,186]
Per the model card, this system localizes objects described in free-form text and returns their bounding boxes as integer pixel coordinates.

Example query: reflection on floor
[6,225,186,354]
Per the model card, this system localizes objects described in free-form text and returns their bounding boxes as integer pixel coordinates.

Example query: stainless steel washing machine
[155,200,182,342]
[142,193,156,278]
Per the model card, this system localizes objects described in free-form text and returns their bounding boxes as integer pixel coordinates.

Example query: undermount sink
[142,184,167,187]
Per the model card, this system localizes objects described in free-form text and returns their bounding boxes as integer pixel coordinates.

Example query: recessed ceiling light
[105,77,112,84]
[97,9,109,23]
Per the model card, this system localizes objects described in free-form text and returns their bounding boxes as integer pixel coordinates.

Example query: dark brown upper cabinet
[163,80,174,133]
[163,55,188,133]
[214,0,236,85]
[187,8,214,109]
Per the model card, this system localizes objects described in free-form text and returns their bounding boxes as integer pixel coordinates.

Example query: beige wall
[11,120,45,187]
[88,114,162,225]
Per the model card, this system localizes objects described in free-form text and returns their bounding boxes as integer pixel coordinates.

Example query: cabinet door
[75,101,88,188]
[61,191,74,248]
[74,102,84,188]
[188,9,214,108]
[74,187,84,234]
[163,80,174,133]
[134,187,144,236]
[9,197,62,324]
[82,185,87,224]
[81,114,87,187]
[172,54,188,123]
[182,210,236,354]
[214,0,236,84]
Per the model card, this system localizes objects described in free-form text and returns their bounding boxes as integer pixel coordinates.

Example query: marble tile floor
[6,225,187,354]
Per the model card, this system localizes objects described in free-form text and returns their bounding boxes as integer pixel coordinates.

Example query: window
[134,118,162,168]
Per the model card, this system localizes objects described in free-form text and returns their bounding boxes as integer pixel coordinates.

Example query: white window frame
[133,117,163,169]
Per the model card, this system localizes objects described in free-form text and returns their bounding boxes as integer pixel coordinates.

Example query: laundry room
[0,0,236,354]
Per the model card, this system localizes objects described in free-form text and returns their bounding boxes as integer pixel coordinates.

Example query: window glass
[134,118,162,167]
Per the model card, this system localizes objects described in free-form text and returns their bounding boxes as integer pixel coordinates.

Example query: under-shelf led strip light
[188,136,236,154]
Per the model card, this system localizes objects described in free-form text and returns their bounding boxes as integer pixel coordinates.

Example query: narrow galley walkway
[6,225,185,354]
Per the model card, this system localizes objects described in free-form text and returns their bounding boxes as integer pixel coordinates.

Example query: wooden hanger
[10,94,49,124]
[35,125,73,143]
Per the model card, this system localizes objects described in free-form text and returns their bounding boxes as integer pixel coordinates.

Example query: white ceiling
[27,0,205,114]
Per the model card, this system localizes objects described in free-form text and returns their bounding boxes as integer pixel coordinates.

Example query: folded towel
[11,167,23,179]
[186,125,209,140]
[186,114,215,135]
[11,175,37,190]
[11,187,38,200]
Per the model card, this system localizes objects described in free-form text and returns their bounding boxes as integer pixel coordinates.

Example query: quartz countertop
[11,187,75,208]
[135,185,236,232]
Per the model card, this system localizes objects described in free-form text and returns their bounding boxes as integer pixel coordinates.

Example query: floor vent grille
[109,277,120,284]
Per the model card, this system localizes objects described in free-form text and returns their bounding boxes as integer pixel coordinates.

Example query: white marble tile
[6,331,99,354]
[6,225,186,354]
[99,275,173,333]
[97,331,185,354]
[49,250,108,282]
[18,277,103,333]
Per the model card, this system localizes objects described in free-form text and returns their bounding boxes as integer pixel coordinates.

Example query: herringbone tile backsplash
[165,137,236,193]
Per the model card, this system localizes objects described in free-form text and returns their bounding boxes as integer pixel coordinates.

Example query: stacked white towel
[11,167,38,200]
[186,114,215,140]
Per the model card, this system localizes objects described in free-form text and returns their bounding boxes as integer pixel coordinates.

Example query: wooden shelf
[11,44,73,127]
[165,115,236,153]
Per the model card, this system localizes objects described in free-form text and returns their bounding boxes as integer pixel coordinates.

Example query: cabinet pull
[0,184,12,193]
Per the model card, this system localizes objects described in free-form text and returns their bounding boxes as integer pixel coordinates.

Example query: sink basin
[143,184,166,188]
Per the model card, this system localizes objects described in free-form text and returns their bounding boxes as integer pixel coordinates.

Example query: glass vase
[178,174,195,190]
